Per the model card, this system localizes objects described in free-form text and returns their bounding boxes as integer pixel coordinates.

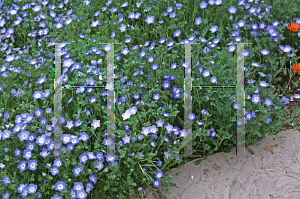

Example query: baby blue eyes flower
[264,98,273,107]
[145,15,155,25]
[251,94,261,104]
[228,44,236,52]
[259,81,268,87]
[89,97,97,103]
[173,29,182,37]
[37,76,47,84]
[228,6,237,14]
[210,76,217,83]
[32,91,44,100]
[155,171,164,179]
[209,25,218,33]
[195,17,202,25]
[199,1,208,9]
[27,184,37,194]
[202,69,210,78]
[55,181,66,191]
[153,93,160,100]
[119,24,126,32]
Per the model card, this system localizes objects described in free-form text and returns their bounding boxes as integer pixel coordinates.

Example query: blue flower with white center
[91,119,101,130]
[199,1,208,9]
[209,25,218,33]
[228,44,236,52]
[151,64,158,70]
[89,97,97,103]
[188,113,195,120]
[210,76,217,83]
[264,98,273,107]
[253,87,259,94]
[237,20,245,28]
[106,152,116,163]
[145,15,155,25]
[155,171,164,179]
[173,29,182,37]
[293,94,300,99]
[162,80,170,89]
[77,190,87,199]
[259,81,268,87]
[139,49,146,58]
[280,45,292,53]
[1,176,10,186]
[50,166,59,176]
[251,23,258,30]
[122,134,131,144]
[228,6,237,14]
[26,142,35,151]
[261,49,269,56]
[18,130,29,141]
[150,140,156,147]
[119,24,126,32]
[264,116,272,125]
[156,119,164,128]
[148,56,154,63]
[54,157,63,167]
[79,132,89,142]
[152,180,161,188]
[79,153,88,164]
[169,11,176,18]
[18,161,27,172]
[72,165,83,177]
[27,184,37,194]
[32,91,44,100]
[251,94,261,104]
[121,47,130,55]
[55,181,66,191]
[28,160,37,171]
[66,121,74,129]
[153,93,160,100]
[202,69,210,78]
[37,76,47,84]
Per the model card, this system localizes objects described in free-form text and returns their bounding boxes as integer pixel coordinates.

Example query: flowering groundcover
[0,0,300,199]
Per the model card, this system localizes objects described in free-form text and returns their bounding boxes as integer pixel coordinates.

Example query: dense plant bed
[0,0,300,199]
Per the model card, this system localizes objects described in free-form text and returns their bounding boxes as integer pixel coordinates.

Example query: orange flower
[287,22,300,32]
[291,63,300,74]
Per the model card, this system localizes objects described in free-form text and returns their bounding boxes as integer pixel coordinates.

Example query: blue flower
[153,180,161,187]
[150,140,156,147]
[122,134,131,144]
[155,171,164,179]
[89,97,97,103]
[173,29,182,37]
[1,176,10,186]
[106,152,117,163]
[202,69,210,77]
[77,190,87,199]
[72,165,83,177]
[156,160,162,167]
[251,94,261,104]
[153,93,160,100]
[80,132,89,142]
[264,116,272,125]
[228,44,236,52]
[228,6,237,14]
[37,76,47,84]
[145,15,155,25]
[27,184,37,194]
[50,166,59,176]
[199,1,208,9]
[195,17,202,25]
[28,160,38,171]
[55,181,66,191]
[261,49,269,56]
[32,91,44,100]
[79,152,88,164]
